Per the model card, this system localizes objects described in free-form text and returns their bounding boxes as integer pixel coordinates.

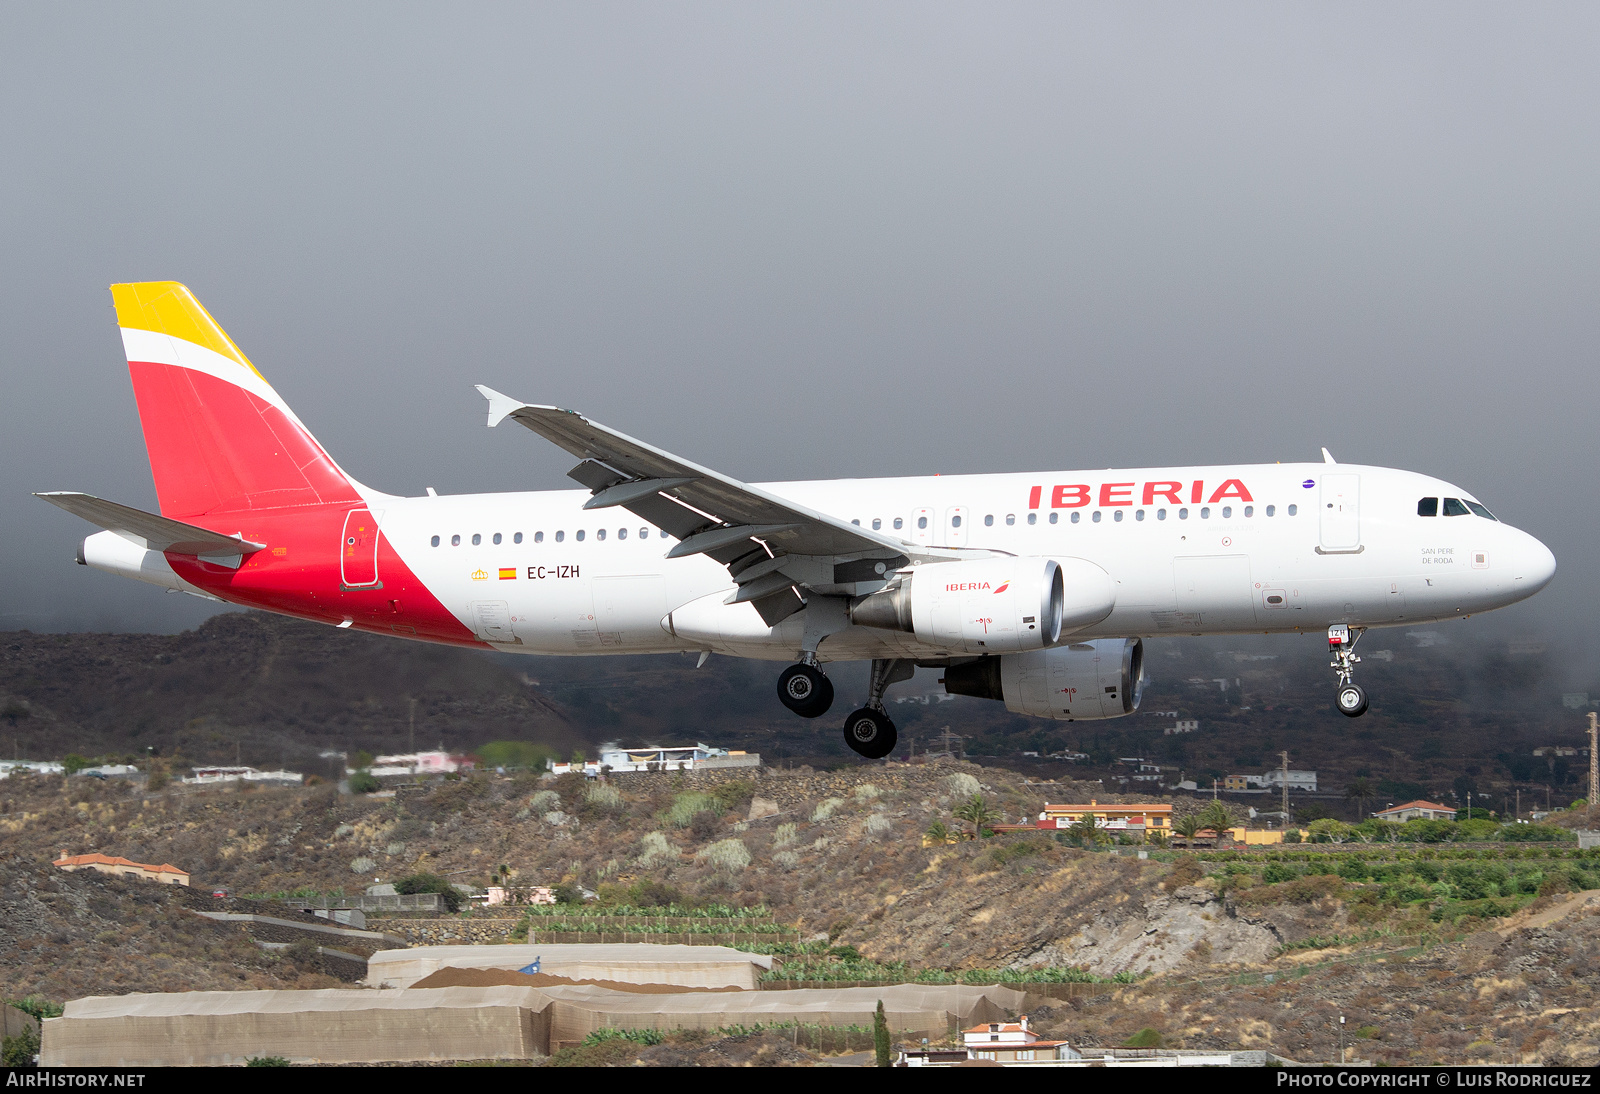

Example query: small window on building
[471,533,482,545]
[1027,513,1037,525]
[451,534,461,546]
[1442,497,1470,517]
[514,532,523,544]
[1048,511,1058,524]
[1418,497,1438,517]
[983,514,994,527]
[430,535,440,547]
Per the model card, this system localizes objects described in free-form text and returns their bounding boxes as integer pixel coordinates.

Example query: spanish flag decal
[498,567,517,580]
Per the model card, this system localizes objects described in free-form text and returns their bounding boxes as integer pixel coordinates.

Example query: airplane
[38,283,1557,759]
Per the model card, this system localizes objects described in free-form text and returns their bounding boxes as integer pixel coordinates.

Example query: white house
[960,1016,1079,1063]
[548,744,760,776]
[1258,769,1317,792]
[364,750,471,777]
[1163,719,1200,736]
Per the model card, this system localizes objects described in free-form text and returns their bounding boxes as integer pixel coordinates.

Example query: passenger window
[639,528,649,538]
[1442,498,1470,517]
[514,532,523,544]
[534,532,544,543]
[1071,511,1080,524]
[555,531,564,542]
[1287,504,1297,516]
[1113,510,1123,522]
[1465,501,1496,520]
[917,516,927,530]
[493,532,502,545]
[618,528,627,540]
[1092,511,1102,523]
[451,534,461,546]
[472,533,482,545]
[1417,497,1439,517]
[893,517,904,530]
[596,529,606,541]
[576,530,586,541]
[1243,506,1253,518]
[1027,513,1037,525]
[1200,507,1210,519]
[1178,508,1188,520]
[872,518,881,530]
[431,535,440,547]
[983,514,994,527]
[1266,505,1275,517]
[1221,506,1231,518]
[1048,512,1058,524]
[1005,514,1015,526]
[1136,509,1145,521]
[1157,509,1167,520]
[852,519,860,526]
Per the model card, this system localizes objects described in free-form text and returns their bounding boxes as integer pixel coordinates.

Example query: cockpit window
[1417,497,1438,517]
[1442,497,1470,517]
[1465,501,1497,521]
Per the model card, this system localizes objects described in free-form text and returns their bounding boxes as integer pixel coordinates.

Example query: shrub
[945,773,981,799]
[553,882,584,905]
[689,810,722,841]
[698,838,751,872]
[584,784,624,811]
[854,784,882,803]
[811,798,845,823]
[710,780,755,812]
[1262,862,1298,884]
[145,770,169,791]
[637,832,673,868]
[773,822,798,848]
[246,1056,290,1067]
[395,872,464,912]
[529,789,561,813]
[1499,824,1573,843]
[1162,854,1203,891]
[474,741,556,771]
[662,792,723,828]
[865,814,894,838]
[349,857,375,875]
[1124,1028,1163,1048]
[925,820,952,844]
[385,842,406,857]
[348,771,380,794]
[772,851,800,871]
[582,1027,663,1047]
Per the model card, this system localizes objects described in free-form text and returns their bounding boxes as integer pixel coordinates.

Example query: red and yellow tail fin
[111,282,362,518]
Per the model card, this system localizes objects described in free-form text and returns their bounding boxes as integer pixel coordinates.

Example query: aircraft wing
[477,386,911,624]
[35,492,267,559]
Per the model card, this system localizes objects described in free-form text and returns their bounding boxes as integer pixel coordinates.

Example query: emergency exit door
[340,508,382,587]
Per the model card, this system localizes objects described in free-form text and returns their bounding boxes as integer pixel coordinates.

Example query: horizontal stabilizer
[35,492,266,559]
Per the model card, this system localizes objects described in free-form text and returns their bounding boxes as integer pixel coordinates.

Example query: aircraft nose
[1517,532,1556,593]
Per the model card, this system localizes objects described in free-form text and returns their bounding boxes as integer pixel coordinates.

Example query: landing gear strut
[1329,624,1368,718]
[777,660,833,719]
[840,658,912,759]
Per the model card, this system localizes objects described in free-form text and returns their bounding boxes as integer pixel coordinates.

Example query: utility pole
[1339,1015,1346,1065]
[1589,711,1598,824]
[1280,751,1290,820]
[408,697,417,754]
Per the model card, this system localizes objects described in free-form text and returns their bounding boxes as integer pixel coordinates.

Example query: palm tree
[953,794,999,838]
[1172,814,1205,843]
[1065,813,1104,847]
[1197,801,1232,834]
[1345,777,1375,819]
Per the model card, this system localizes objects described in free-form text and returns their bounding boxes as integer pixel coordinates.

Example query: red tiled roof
[54,853,188,875]
[1375,800,1453,815]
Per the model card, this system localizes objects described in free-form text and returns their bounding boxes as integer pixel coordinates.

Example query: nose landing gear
[1328,624,1368,718]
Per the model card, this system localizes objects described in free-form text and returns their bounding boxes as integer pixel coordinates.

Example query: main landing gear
[1328,624,1369,718]
[776,656,912,760]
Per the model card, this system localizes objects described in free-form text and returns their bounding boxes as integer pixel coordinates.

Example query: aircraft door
[911,507,934,546]
[340,508,382,588]
[469,600,519,644]
[945,506,969,548]
[1319,474,1361,552]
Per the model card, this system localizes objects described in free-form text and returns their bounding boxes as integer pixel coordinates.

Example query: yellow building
[55,853,189,886]
[1039,800,1172,841]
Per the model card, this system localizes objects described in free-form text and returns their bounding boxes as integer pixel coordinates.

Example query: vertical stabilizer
[111,282,362,518]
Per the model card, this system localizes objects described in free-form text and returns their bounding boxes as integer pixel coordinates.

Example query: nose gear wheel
[1327,624,1368,718]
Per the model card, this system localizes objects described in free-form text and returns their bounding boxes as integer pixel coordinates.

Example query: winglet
[1321,447,1337,464]
[475,385,524,428]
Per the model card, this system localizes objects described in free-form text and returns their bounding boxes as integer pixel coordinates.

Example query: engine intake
[850,556,1113,655]
[944,638,1144,721]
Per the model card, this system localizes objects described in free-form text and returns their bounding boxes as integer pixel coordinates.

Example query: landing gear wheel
[777,663,834,719]
[1336,683,1369,718]
[842,707,898,759]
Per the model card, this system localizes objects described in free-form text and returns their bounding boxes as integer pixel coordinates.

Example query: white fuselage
[376,462,1555,661]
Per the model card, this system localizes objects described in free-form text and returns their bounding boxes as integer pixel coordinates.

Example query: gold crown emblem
[471,569,489,581]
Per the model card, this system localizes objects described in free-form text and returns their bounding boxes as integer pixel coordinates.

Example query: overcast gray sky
[3,4,1596,677]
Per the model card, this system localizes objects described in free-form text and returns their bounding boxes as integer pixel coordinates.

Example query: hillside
[0,760,1595,1065]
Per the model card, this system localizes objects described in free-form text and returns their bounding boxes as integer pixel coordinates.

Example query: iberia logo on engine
[946,582,992,592]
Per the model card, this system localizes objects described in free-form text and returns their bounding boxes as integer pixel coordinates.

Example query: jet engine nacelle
[943,638,1145,720]
[850,556,1113,655]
